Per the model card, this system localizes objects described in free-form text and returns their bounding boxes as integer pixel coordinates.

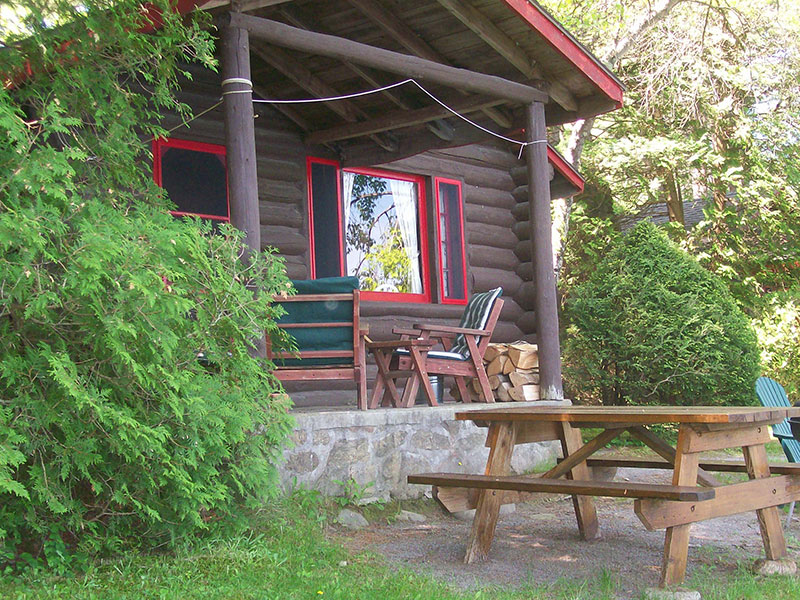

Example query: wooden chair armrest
[412,323,490,337]
[392,327,422,337]
[366,339,436,350]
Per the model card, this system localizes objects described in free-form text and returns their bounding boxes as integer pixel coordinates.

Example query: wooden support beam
[221,23,265,358]
[278,5,454,141]
[347,0,443,62]
[434,0,577,112]
[525,102,562,400]
[222,25,261,255]
[344,0,524,129]
[201,0,294,11]
[249,41,396,152]
[225,13,547,104]
[306,94,504,145]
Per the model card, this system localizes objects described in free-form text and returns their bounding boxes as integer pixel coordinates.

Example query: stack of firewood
[452,342,540,402]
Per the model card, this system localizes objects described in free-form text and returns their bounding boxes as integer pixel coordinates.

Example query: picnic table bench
[408,405,800,588]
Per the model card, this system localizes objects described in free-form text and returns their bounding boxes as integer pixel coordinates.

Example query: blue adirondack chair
[755,376,800,526]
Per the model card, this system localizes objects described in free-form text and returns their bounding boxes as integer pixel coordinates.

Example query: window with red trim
[153,138,229,222]
[435,178,467,304]
[307,159,431,303]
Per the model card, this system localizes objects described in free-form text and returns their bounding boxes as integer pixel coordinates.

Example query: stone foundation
[279,400,568,500]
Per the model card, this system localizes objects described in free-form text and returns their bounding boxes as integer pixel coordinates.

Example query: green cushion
[276,277,358,367]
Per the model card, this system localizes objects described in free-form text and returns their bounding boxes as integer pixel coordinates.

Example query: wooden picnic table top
[455,404,800,425]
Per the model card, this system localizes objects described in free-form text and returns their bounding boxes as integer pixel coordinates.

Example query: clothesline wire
[171,77,548,156]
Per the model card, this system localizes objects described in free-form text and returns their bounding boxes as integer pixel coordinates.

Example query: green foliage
[331,478,383,508]
[0,0,294,570]
[753,288,800,399]
[563,222,760,406]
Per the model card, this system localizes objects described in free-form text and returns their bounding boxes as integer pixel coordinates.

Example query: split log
[483,343,509,363]
[486,355,510,376]
[509,371,540,387]
[508,384,540,402]
[495,381,512,401]
[507,343,539,370]
[488,374,508,389]
[502,356,517,375]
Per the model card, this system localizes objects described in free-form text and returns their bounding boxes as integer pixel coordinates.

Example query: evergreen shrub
[563,222,760,406]
[753,288,800,399]
[0,0,293,570]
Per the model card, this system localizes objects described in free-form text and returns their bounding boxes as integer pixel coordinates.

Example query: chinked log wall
[162,70,537,401]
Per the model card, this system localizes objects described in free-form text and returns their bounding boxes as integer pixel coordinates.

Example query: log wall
[160,68,540,405]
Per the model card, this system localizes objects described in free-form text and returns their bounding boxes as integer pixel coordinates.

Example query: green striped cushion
[448,287,502,358]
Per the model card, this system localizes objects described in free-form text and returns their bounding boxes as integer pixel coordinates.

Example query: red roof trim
[502,0,623,107]
[547,145,584,194]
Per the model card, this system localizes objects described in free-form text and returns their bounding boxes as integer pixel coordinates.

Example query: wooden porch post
[221,21,261,256]
[525,102,563,400]
[221,20,266,357]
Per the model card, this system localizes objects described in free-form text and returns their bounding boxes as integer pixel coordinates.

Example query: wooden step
[407,473,715,501]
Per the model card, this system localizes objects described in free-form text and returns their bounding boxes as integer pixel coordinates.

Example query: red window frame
[306,156,344,279]
[344,166,431,304]
[434,177,468,305]
[306,158,432,303]
[152,137,230,222]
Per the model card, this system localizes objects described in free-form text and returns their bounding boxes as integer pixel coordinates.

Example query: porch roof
[187,0,621,161]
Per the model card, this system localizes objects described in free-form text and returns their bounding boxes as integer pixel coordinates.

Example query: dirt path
[334,467,800,598]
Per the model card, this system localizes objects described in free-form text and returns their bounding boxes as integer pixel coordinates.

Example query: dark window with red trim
[435,178,467,304]
[307,159,432,303]
[307,158,343,279]
[153,138,229,222]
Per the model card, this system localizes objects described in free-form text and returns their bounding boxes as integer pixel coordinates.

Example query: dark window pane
[310,162,342,278]
[438,181,466,301]
[161,146,228,220]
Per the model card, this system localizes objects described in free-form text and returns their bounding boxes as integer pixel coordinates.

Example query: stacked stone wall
[279,402,567,500]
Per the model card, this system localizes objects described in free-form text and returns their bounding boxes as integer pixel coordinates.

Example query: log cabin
[155,0,623,408]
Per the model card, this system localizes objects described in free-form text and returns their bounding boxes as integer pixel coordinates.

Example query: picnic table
[408,405,800,588]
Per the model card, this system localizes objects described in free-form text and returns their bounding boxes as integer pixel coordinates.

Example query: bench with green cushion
[270,276,367,410]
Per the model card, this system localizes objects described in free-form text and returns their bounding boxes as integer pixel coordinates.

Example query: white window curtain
[389,178,422,294]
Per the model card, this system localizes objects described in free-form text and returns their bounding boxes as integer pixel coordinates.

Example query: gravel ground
[334,467,800,598]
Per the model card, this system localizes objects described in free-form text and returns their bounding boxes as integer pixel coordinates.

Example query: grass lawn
[2,440,798,599]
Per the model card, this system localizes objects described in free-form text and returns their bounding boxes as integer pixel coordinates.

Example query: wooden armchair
[367,288,503,408]
[269,276,368,410]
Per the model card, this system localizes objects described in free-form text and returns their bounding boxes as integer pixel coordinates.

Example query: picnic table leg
[660,426,700,587]
[743,443,787,560]
[464,422,517,563]
[560,423,600,541]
